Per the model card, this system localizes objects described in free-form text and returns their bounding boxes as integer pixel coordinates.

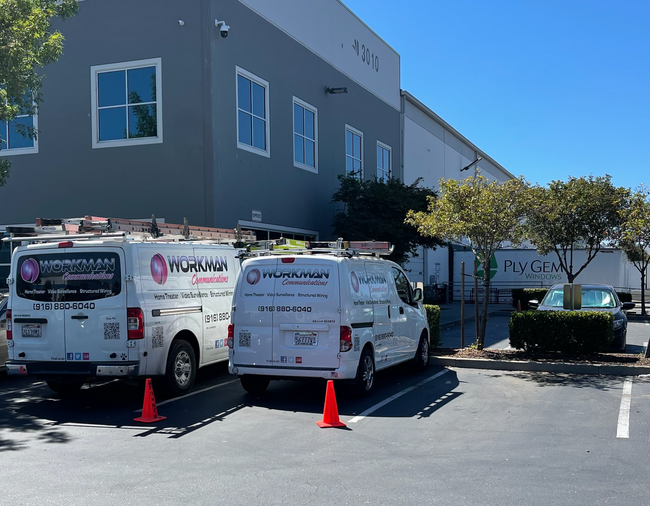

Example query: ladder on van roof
[240,237,394,258]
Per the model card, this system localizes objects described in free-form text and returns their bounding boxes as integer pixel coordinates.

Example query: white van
[5,234,239,395]
[228,242,430,395]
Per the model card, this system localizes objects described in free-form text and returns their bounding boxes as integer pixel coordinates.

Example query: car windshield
[542,288,617,308]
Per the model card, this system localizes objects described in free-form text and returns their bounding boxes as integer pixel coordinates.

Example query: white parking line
[0,382,46,397]
[134,379,240,412]
[348,369,451,424]
[616,376,633,439]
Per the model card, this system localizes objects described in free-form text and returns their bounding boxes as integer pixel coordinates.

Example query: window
[392,267,413,305]
[293,97,317,172]
[345,125,363,178]
[91,58,162,149]
[0,97,37,156]
[236,67,270,157]
[377,142,392,181]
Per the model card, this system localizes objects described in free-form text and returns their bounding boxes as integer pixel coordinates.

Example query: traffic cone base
[134,378,167,423]
[317,380,346,428]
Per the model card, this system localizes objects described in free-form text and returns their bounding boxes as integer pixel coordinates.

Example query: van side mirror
[622,302,635,311]
[413,287,423,303]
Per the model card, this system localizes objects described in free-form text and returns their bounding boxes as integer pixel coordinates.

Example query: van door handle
[388,306,391,318]
[71,315,89,320]
[399,307,405,315]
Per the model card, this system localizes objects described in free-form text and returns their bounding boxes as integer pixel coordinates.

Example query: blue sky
[343,0,650,190]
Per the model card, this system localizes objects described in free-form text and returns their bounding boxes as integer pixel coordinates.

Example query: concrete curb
[431,357,650,376]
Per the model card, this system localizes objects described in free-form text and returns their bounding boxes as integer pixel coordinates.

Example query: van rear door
[233,258,278,368]
[272,258,340,369]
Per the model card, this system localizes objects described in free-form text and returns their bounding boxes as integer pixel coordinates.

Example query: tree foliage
[0,0,79,186]
[619,185,650,315]
[332,174,443,266]
[526,175,629,283]
[406,174,530,348]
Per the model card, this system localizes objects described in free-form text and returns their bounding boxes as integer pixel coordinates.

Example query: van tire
[46,381,84,395]
[164,340,196,397]
[413,332,430,371]
[240,375,270,395]
[354,348,375,396]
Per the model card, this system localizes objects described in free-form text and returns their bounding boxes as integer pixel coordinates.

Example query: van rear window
[16,252,121,302]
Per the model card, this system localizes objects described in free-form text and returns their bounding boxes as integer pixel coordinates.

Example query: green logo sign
[476,254,498,280]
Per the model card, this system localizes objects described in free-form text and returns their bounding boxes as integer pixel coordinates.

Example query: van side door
[391,266,421,362]
[364,262,396,367]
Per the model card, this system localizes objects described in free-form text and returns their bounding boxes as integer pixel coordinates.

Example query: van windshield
[16,252,122,302]
[542,288,617,308]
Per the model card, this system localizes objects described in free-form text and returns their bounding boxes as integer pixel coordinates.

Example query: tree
[526,175,629,283]
[332,174,444,266]
[406,174,530,349]
[619,186,650,315]
[0,0,79,186]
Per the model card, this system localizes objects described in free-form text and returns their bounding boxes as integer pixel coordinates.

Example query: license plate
[293,331,318,346]
[22,325,42,338]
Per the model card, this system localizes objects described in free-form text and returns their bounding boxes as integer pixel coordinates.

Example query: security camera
[215,19,230,38]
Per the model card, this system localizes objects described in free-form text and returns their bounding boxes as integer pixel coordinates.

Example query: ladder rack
[239,238,394,259]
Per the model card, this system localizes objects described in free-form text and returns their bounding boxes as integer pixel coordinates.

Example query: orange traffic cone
[517,299,522,312]
[317,380,346,428]
[134,378,167,423]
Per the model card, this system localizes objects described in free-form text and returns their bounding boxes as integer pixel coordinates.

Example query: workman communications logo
[249,268,331,286]
[150,254,229,286]
[22,257,116,282]
[350,271,387,292]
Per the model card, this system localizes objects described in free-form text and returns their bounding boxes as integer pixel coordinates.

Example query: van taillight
[6,309,11,340]
[340,326,352,352]
[127,308,144,339]
[227,323,234,348]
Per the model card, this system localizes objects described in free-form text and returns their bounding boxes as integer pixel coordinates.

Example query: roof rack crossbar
[2,232,127,244]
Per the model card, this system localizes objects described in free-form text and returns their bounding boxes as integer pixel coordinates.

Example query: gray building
[0,0,402,241]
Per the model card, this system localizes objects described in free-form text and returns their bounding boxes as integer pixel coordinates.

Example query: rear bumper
[5,360,140,379]
[229,362,354,380]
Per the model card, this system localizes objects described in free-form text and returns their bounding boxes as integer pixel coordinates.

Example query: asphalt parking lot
[2,327,650,506]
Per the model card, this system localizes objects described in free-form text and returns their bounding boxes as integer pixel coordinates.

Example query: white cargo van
[228,242,430,395]
[4,234,239,395]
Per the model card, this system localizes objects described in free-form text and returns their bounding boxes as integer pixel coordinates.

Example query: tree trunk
[567,272,576,283]
[477,263,490,349]
[642,270,646,316]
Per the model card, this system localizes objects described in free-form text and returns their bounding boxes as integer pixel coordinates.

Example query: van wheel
[164,340,196,397]
[413,333,430,371]
[354,348,375,396]
[46,381,84,395]
[240,375,270,395]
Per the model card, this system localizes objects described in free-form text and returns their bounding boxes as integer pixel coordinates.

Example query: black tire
[413,332,430,371]
[164,339,196,397]
[354,347,375,396]
[239,375,270,395]
[46,381,84,395]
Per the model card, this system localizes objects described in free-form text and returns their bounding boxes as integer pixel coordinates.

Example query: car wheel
[239,375,270,395]
[413,332,430,371]
[354,347,375,396]
[164,340,196,397]
[46,381,84,395]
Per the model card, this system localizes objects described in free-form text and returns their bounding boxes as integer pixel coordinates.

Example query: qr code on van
[239,331,251,348]
[103,322,120,340]
[152,326,164,349]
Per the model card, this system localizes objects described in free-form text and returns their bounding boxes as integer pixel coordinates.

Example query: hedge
[509,310,614,354]
[423,304,442,348]
[511,288,549,310]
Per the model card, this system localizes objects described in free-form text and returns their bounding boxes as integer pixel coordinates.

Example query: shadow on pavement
[508,372,626,390]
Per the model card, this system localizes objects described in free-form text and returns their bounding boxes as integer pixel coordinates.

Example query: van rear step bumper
[6,361,140,378]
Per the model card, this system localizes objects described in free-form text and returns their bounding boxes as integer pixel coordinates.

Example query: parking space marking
[616,376,633,439]
[348,369,450,423]
[0,381,46,397]
[134,379,239,412]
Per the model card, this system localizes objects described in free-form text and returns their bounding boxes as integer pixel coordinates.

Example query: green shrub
[509,310,614,354]
[423,304,442,348]
[616,291,632,303]
[511,288,549,310]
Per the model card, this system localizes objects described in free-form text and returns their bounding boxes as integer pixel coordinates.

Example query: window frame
[90,57,163,149]
[0,107,38,157]
[292,96,318,173]
[345,124,364,179]
[235,66,270,158]
[376,141,392,182]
